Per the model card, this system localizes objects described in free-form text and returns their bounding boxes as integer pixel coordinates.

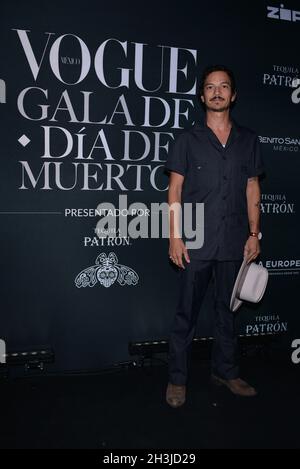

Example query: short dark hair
[199,64,236,95]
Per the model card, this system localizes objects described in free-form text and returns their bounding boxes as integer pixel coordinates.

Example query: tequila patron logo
[262,65,299,88]
[260,194,295,214]
[245,314,288,335]
[75,252,139,288]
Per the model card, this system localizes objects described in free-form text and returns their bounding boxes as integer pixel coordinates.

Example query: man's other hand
[169,239,190,269]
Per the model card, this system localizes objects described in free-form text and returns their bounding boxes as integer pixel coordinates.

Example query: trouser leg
[211,259,243,379]
[168,259,213,385]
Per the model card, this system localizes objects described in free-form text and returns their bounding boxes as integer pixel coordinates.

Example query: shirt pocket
[189,158,219,195]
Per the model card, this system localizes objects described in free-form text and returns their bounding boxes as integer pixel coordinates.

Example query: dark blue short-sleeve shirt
[165,119,265,261]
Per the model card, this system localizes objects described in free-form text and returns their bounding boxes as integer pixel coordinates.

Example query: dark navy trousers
[168,258,243,385]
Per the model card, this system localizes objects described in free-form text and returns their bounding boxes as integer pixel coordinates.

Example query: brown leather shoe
[166,383,186,408]
[211,374,257,397]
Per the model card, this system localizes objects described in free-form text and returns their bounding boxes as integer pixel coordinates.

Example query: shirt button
[223,175,227,180]
[222,195,227,200]
[222,156,227,160]
[222,215,226,220]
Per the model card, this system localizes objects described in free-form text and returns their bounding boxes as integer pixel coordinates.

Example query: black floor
[1,353,300,449]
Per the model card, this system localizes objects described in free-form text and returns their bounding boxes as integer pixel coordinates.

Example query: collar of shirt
[192,118,241,151]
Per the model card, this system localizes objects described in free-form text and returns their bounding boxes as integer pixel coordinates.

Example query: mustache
[211,96,224,101]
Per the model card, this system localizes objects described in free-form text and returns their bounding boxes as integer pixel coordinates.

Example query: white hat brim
[230,257,248,312]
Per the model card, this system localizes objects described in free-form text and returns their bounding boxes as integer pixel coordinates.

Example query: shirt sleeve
[164,133,188,177]
[247,135,265,178]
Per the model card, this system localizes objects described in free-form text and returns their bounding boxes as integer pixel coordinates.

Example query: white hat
[230,258,269,312]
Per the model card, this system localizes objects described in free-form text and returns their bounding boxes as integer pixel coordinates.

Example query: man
[165,65,265,407]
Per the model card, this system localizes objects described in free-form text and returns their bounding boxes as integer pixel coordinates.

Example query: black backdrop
[1,0,299,372]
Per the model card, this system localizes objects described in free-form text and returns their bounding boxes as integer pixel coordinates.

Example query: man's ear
[200,94,204,103]
[231,92,237,103]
